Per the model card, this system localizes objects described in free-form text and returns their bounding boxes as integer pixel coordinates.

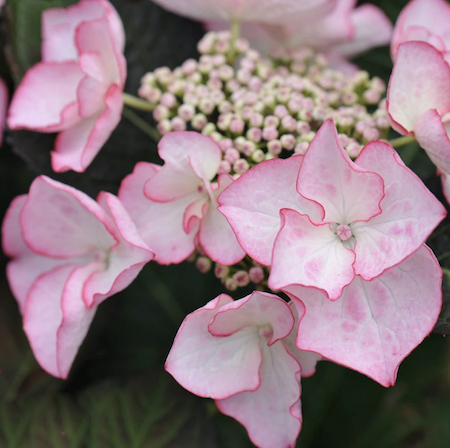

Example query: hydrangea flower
[2,176,154,378]
[166,290,321,448]
[7,0,126,172]
[119,131,245,265]
[219,120,446,299]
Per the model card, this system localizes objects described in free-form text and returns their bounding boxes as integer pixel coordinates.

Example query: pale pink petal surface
[269,209,355,300]
[118,162,200,264]
[387,41,450,134]
[353,141,446,280]
[284,245,442,387]
[165,294,263,399]
[217,341,302,448]
[391,0,450,59]
[199,174,245,265]
[297,119,384,225]
[218,156,321,266]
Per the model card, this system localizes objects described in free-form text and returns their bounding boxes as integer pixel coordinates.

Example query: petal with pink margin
[165,294,264,400]
[200,174,246,265]
[352,141,446,280]
[216,340,302,448]
[209,291,294,344]
[7,62,83,132]
[145,132,222,202]
[269,209,355,300]
[334,4,392,58]
[218,156,322,266]
[391,0,450,60]
[118,162,201,265]
[0,78,8,145]
[20,176,115,259]
[23,263,96,378]
[82,192,154,308]
[387,41,450,134]
[52,84,123,173]
[2,195,60,313]
[284,245,442,387]
[297,120,384,225]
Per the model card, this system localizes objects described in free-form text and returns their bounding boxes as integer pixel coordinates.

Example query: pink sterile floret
[165,290,321,448]
[206,0,392,74]
[219,120,446,300]
[2,176,154,379]
[283,245,442,387]
[119,131,245,265]
[7,0,126,173]
[387,39,450,203]
[150,0,335,25]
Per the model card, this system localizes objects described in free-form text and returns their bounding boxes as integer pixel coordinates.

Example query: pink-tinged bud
[312,107,327,122]
[177,104,195,121]
[268,139,282,155]
[355,120,368,134]
[240,58,255,71]
[237,69,252,84]
[168,80,185,95]
[153,105,170,122]
[241,141,256,156]
[363,89,381,105]
[250,112,264,127]
[160,92,177,108]
[235,38,249,53]
[208,79,223,91]
[226,79,240,93]
[199,98,215,115]
[218,160,232,174]
[280,134,296,150]
[219,65,234,81]
[183,92,199,106]
[202,123,216,135]
[215,39,230,54]
[338,134,350,148]
[287,99,302,113]
[225,148,240,164]
[211,90,226,105]
[376,116,390,129]
[233,158,250,174]
[196,85,209,97]
[197,33,215,54]
[154,67,172,84]
[211,131,223,142]
[264,115,279,128]
[234,136,246,151]
[233,270,250,287]
[274,105,289,119]
[346,142,362,159]
[172,116,186,131]
[336,115,353,128]
[230,118,245,134]
[246,127,262,143]
[295,141,309,155]
[182,59,198,75]
[251,149,265,163]
[141,72,156,85]
[262,126,279,141]
[218,101,233,114]
[296,121,310,135]
[249,266,265,284]
[157,119,172,135]
[218,113,233,130]
[212,54,226,67]
[243,92,258,106]
[214,264,230,279]
[239,106,253,121]
[298,109,312,121]
[219,138,233,151]
[342,91,358,106]
[188,72,202,84]
[362,128,380,142]
[281,115,296,132]
[224,277,238,291]
[196,256,212,273]
[192,113,207,130]
[248,77,263,92]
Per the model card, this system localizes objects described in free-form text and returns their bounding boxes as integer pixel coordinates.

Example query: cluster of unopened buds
[2,0,450,447]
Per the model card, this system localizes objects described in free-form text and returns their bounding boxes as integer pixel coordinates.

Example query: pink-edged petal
[353,141,446,279]
[165,294,263,399]
[183,195,207,233]
[76,18,125,85]
[21,176,115,258]
[285,245,442,387]
[216,341,302,448]
[7,62,83,132]
[145,132,222,202]
[118,162,200,264]
[324,52,358,75]
[441,172,450,204]
[152,0,335,24]
[218,156,322,266]
[391,0,450,59]
[52,83,123,173]
[297,120,384,224]
[387,41,450,134]
[82,192,154,308]
[200,174,245,265]
[209,291,294,344]
[23,263,97,378]
[2,195,60,313]
[414,109,450,175]
[42,0,124,61]
[269,209,355,300]
[334,4,393,58]
[0,78,8,145]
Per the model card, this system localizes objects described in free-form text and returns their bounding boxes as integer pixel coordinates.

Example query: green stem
[388,135,416,148]
[228,18,241,63]
[122,106,160,143]
[122,92,155,111]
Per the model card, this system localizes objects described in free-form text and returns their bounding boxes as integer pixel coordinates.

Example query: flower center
[336,224,352,241]
[258,324,273,341]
